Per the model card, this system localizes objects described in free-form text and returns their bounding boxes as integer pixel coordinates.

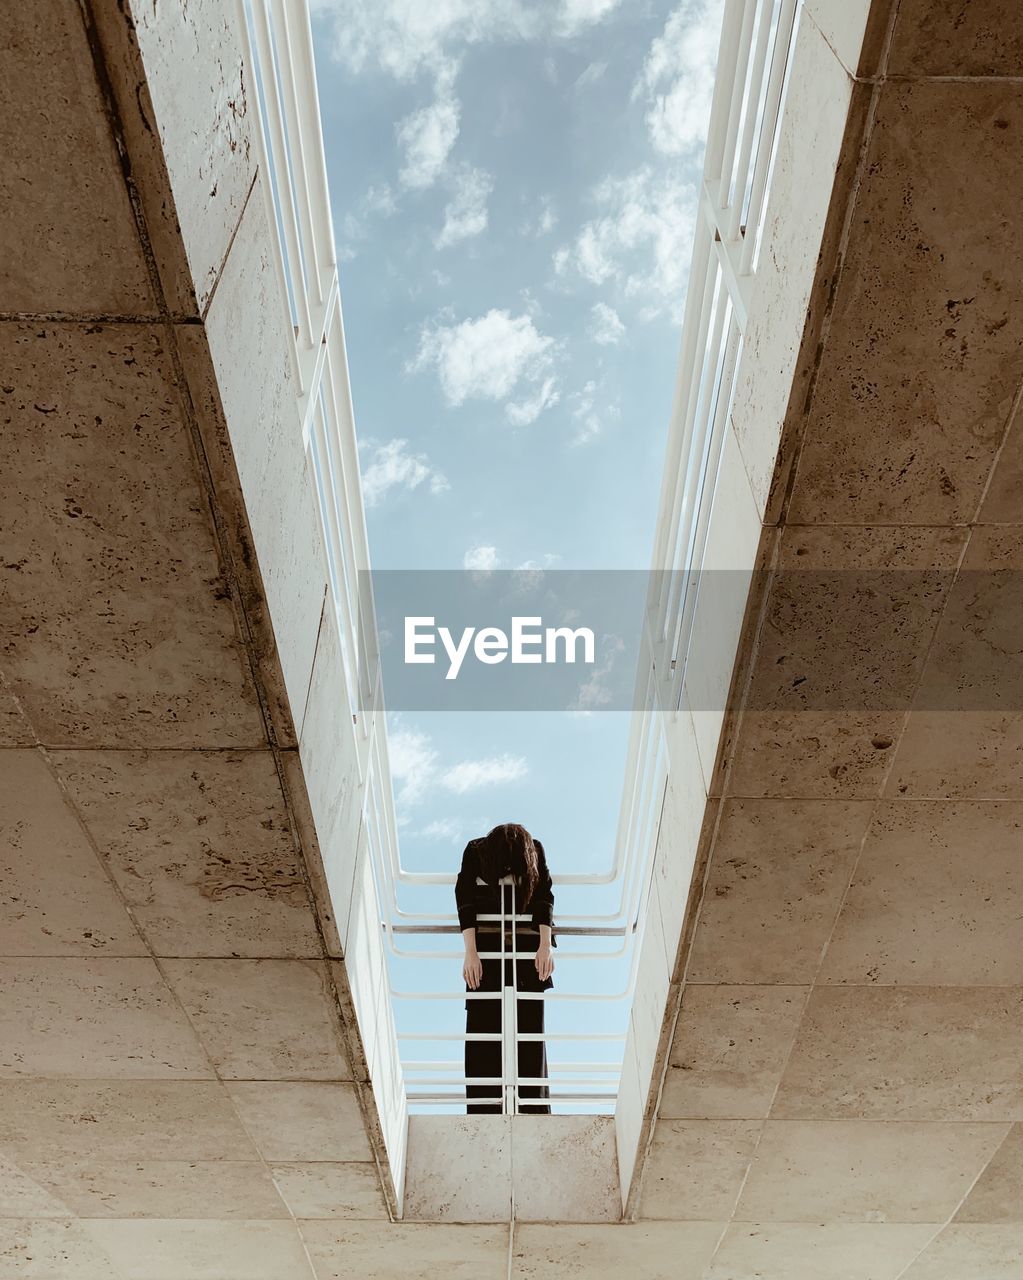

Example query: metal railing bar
[726,0,775,242]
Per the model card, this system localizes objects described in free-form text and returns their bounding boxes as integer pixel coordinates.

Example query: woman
[455,822,556,1115]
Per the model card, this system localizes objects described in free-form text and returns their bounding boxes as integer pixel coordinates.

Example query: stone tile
[885,529,1023,796]
[802,0,873,76]
[52,749,320,958]
[773,987,1023,1120]
[654,719,709,968]
[0,1217,127,1279]
[0,1155,70,1218]
[81,1218,315,1280]
[686,800,871,984]
[889,0,1023,77]
[300,1221,508,1280]
[744,527,965,713]
[0,3,154,315]
[819,802,1023,985]
[511,1222,725,1279]
[0,958,212,1079]
[0,674,35,746]
[730,14,860,511]
[19,1160,288,1220]
[901,1225,1023,1279]
[0,750,144,956]
[0,1080,258,1161]
[279,751,343,958]
[705,1224,937,1280]
[0,323,265,748]
[403,1116,510,1223]
[193,176,328,731]
[269,1163,387,1220]
[788,82,1023,525]
[296,607,363,953]
[614,1031,645,1201]
[513,1116,620,1223]
[888,712,1023,799]
[129,0,256,314]
[661,986,808,1119]
[163,960,348,1080]
[224,1083,370,1162]
[727,710,903,799]
[629,885,672,1081]
[682,429,760,762]
[955,1124,1023,1223]
[638,1119,761,1220]
[982,400,1023,523]
[908,529,1023,715]
[735,1120,1008,1223]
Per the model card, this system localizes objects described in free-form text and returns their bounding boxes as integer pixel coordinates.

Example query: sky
[307,0,724,1103]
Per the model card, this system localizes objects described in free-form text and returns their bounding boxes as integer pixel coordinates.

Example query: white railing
[238,0,801,1115]
[400,885,624,1113]
[648,0,799,710]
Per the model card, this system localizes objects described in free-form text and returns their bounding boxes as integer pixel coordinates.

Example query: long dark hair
[478,822,540,909]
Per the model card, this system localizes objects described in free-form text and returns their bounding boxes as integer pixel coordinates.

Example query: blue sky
[307,1,722,1063]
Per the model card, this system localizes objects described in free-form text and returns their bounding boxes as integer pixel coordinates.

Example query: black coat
[455,835,556,945]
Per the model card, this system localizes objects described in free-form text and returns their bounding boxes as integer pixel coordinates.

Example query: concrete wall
[613,0,874,1206]
[104,0,410,1200]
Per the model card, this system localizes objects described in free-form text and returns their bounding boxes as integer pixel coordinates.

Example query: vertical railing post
[500,879,519,1115]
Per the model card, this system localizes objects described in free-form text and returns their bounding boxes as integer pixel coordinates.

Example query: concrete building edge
[76,0,403,1218]
[615,0,890,1217]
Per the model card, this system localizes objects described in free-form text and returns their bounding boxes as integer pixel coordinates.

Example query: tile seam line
[887,1125,1015,1280]
[22,754,316,1235]
[968,375,1023,524]
[200,166,260,326]
[0,311,196,325]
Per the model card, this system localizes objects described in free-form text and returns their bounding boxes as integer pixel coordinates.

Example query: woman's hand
[534,939,554,982]
[463,944,483,990]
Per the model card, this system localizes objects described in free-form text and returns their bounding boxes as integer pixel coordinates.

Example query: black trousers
[465,931,551,1115]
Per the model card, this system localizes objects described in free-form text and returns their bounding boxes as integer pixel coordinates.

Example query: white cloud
[553,167,698,318]
[360,438,450,506]
[590,301,625,345]
[573,59,607,91]
[418,817,463,840]
[396,78,461,188]
[441,754,529,794]
[515,553,561,572]
[313,0,622,79]
[363,183,398,216]
[388,725,440,805]
[314,0,624,207]
[569,633,625,712]
[558,0,622,35]
[634,0,724,156]
[436,165,494,247]
[409,309,558,414]
[523,197,557,238]
[383,719,528,807]
[339,183,399,259]
[464,544,500,571]
[567,379,618,446]
[507,376,560,426]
